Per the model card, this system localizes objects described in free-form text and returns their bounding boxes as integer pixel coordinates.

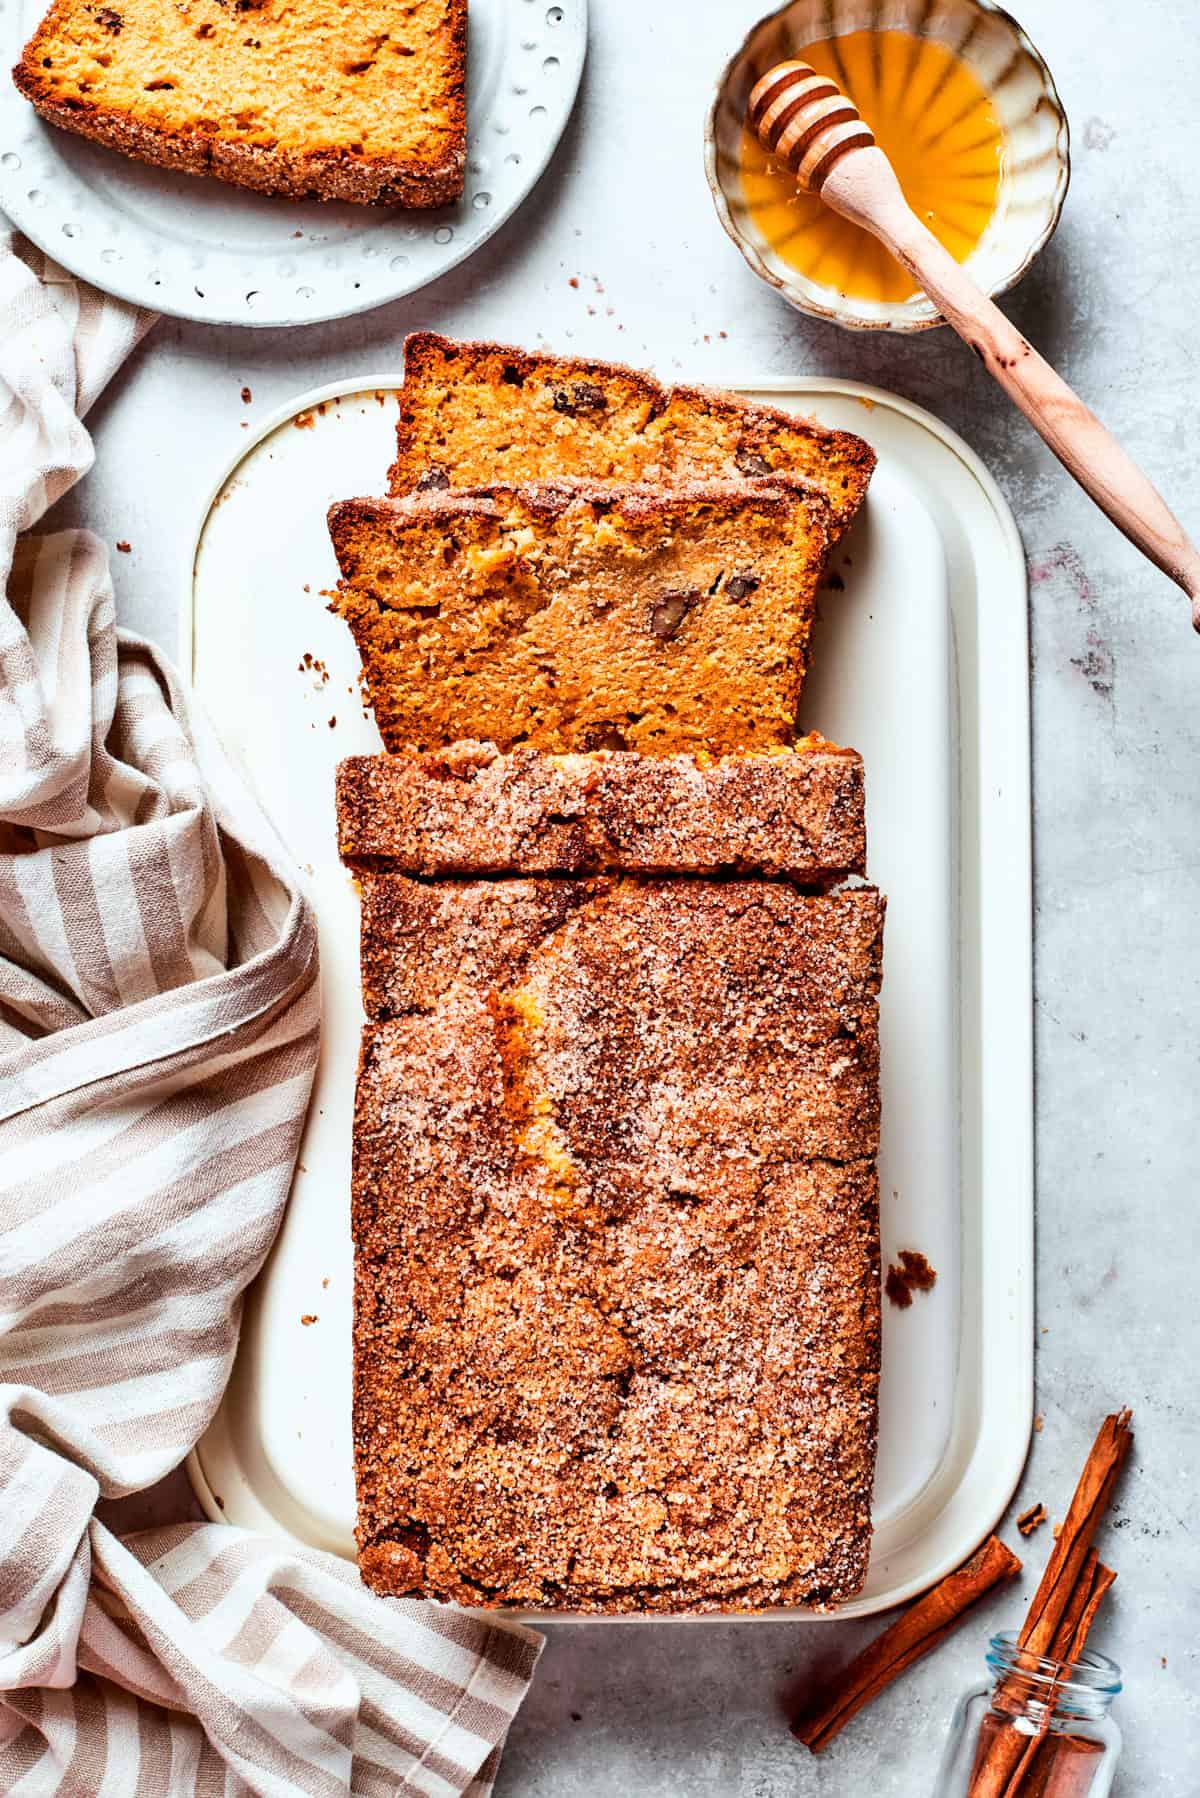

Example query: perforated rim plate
[0,0,586,326]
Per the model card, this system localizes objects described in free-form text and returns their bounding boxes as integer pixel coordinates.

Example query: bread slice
[351,875,884,1612]
[13,0,466,204]
[336,736,866,883]
[388,332,876,538]
[328,479,832,755]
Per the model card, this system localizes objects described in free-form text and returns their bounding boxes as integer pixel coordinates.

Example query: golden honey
[740,28,1005,305]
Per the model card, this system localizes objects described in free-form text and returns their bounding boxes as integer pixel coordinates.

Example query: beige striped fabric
[0,231,541,1796]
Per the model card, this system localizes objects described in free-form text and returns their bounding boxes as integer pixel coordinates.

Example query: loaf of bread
[336,736,866,882]
[329,329,886,1615]
[351,872,884,1612]
[388,332,876,538]
[13,0,466,204]
[328,479,832,755]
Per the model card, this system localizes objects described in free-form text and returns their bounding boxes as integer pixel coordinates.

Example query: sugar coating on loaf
[335,736,866,882]
[352,876,884,1613]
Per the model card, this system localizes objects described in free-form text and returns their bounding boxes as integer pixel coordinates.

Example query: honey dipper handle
[822,149,1200,629]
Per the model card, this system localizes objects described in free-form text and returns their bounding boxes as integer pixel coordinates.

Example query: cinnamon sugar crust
[336,736,866,883]
[352,877,884,1612]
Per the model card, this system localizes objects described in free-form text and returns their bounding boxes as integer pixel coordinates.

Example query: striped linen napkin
[0,231,541,1797]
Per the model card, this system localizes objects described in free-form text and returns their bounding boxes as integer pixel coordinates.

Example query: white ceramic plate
[184,374,1033,1618]
[0,0,586,326]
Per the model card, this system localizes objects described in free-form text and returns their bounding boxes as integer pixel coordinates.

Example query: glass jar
[934,1632,1122,1797]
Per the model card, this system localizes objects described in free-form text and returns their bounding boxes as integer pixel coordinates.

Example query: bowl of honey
[705,0,1070,332]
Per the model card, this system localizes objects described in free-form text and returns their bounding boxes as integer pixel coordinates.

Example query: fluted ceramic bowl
[705,0,1069,332]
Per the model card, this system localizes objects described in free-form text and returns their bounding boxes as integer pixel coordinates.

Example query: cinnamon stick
[1011,1562,1118,1798]
[967,1410,1131,1798]
[1055,1558,1117,1666]
[1021,1735,1106,1798]
[791,1535,1022,1753]
[973,1556,1103,1796]
[1017,1410,1131,1659]
[1045,1550,1102,1663]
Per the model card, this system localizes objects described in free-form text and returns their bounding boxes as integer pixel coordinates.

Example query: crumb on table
[885,1249,938,1309]
[1017,1502,1047,1537]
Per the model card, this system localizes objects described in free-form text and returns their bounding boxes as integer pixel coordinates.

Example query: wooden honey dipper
[750,61,1200,630]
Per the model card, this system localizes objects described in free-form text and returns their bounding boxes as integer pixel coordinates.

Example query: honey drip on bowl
[739,28,1005,305]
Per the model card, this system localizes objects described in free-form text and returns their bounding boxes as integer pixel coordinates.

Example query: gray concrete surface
[72,0,1200,1790]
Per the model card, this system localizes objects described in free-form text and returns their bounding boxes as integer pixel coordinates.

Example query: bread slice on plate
[388,332,876,538]
[12,0,466,205]
[327,478,833,755]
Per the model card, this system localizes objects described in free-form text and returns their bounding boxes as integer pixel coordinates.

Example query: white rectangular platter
[186,375,1032,1618]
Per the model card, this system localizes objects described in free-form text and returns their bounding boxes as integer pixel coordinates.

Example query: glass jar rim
[987,1631,1122,1698]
